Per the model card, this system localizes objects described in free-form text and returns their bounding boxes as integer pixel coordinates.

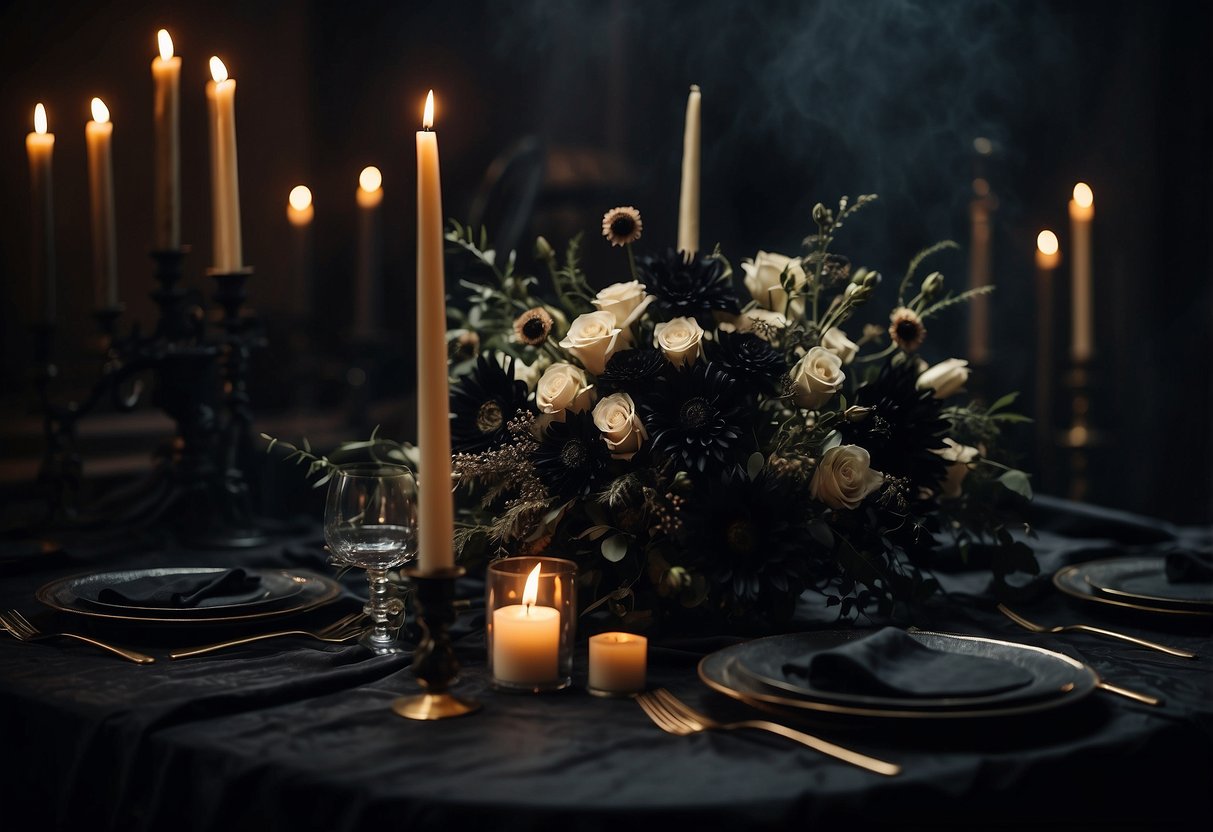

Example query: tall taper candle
[207,56,242,271]
[86,97,118,308]
[356,165,383,338]
[967,177,994,366]
[152,29,181,250]
[1068,183,1094,363]
[286,185,313,318]
[27,103,55,323]
[677,84,701,256]
[1035,229,1060,477]
[416,90,454,574]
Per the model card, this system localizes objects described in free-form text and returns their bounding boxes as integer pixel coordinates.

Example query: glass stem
[365,567,395,646]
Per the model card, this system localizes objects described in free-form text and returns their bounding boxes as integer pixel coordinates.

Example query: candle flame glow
[522,562,541,610]
[1037,229,1059,256]
[157,29,174,61]
[209,56,228,83]
[34,103,47,134]
[422,90,434,129]
[359,166,382,193]
[288,185,312,211]
[90,97,110,124]
[1073,182,1093,208]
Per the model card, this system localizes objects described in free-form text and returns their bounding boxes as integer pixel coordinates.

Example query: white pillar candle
[416,91,455,574]
[152,29,181,250]
[85,97,118,308]
[355,165,383,338]
[1068,183,1094,363]
[492,564,560,684]
[588,632,648,694]
[677,84,701,256]
[26,103,55,324]
[207,56,242,272]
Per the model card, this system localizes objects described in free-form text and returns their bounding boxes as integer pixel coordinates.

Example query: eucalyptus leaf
[998,469,1034,500]
[746,452,765,480]
[601,534,630,563]
[986,391,1019,414]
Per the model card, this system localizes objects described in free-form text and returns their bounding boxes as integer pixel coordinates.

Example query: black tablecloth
[1,496,1210,831]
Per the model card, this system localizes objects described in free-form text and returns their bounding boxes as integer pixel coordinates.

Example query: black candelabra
[32,247,269,548]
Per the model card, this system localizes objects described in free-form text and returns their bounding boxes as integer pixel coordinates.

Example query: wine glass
[324,463,418,655]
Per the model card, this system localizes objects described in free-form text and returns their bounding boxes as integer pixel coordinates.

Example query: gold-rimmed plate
[37,568,341,625]
[73,568,305,617]
[1054,560,1213,619]
[698,631,1098,719]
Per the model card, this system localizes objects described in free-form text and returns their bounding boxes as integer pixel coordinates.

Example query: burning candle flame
[209,56,228,83]
[522,562,541,611]
[90,97,110,124]
[359,165,382,193]
[1037,230,1059,256]
[288,185,312,211]
[157,29,174,61]
[1073,182,1093,209]
[422,90,434,130]
[34,103,47,134]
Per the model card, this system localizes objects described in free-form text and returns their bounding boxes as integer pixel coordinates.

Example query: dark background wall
[1,0,1210,523]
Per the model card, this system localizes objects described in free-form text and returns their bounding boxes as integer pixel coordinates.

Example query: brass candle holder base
[391,566,481,721]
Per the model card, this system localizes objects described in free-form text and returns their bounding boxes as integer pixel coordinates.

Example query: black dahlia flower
[449,353,532,453]
[531,410,612,501]
[637,248,741,322]
[597,348,667,391]
[709,331,788,395]
[638,361,752,478]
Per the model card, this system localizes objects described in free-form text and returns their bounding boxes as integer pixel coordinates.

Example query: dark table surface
[1,496,1210,832]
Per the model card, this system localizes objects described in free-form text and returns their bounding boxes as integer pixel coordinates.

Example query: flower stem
[625,243,638,282]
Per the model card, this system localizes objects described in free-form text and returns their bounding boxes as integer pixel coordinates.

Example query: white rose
[592,392,647,460]
[916,358,970,399]
[790,346,845,409]
[932,438,979,499]
[535,362,594,416]
[821,327,859,365]
[810,445,885,510]
[741,251,807,314]
[653,317,704,367]
[558,311,622,375]
[735,308,789,340]
[593,281,652,327]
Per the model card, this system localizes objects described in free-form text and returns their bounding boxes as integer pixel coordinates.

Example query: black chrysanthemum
[449,353,532,453]
[531,410,612,501]
[597,348,667,391]
[840,357,948,493]
[637,248,741,322]
[709,331,788,395]
[638,361,752,477]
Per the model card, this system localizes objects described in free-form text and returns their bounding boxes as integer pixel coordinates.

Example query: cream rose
[790,346,845,409]
[558,311,622,375]
[593,281,652,328]
[535,362,594,416]
[932,438,979,499]
[592,392,647,460]
[916,358,970,399]
[821,327,859,364]
[653,317,704,367]
[741,251,808,314]
[810,445,885,510]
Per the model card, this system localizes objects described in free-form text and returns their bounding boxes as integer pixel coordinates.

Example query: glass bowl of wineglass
[324,463,418,655]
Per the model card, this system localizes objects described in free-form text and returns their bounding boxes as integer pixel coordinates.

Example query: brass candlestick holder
[391,566,481,720]
[1058,360,1099,501]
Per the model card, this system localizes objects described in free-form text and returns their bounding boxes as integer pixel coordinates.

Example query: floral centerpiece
[436,195,1036,629]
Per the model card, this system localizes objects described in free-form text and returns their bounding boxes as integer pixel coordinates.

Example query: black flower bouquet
[441,194,1036,629]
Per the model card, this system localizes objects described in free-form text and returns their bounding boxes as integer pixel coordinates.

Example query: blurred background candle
[588,633,647,696]
[207,56,242,271]
[1035,229,1060,485]
[26,103,55,324]
[355,165,383,338]
[152,28,180,250]
[86,96,117,308]
[492,563,560,685]
[1069,182,1094,363]
[677,84,700,256]
[286,185,313,318]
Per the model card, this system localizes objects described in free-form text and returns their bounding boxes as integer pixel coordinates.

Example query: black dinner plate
[1054,559,1213,619]
[73,568,304,616]
[1078,557,1213,611]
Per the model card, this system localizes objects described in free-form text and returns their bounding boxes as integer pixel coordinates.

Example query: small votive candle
[487,557,577,692]
[588,632,648,697]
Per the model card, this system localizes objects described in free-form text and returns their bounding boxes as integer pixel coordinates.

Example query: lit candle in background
[355,165,383,338]
[26,103,55,324]
[1068,182,1094,363]
[677,84,701,256]
[492,563,560,684]
[207,56,242,271]
[588,632,648,695]
[1035,229,1060,477]
[286,185,313,318]
[416,90,454,574]
[152,28,181,250]
[86,96,118,309]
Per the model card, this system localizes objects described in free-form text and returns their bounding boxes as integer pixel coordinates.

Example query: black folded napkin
[96,569,262,608]
[1165,551,1213,584]
[783,627,1034,698]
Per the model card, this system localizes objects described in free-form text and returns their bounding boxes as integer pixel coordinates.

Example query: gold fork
[169,612,366,659]
[997,604,1197,659]
[0,608,155,664]
[637,688,901,777]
